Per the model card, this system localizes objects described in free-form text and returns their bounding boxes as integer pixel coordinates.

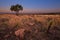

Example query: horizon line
[0,12,60,15]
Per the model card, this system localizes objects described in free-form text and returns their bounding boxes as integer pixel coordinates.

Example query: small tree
[10,4,23,16]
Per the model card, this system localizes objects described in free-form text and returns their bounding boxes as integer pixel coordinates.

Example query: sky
[0,0,60,13]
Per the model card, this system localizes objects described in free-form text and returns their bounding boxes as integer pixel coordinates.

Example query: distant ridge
[0,12,60,15]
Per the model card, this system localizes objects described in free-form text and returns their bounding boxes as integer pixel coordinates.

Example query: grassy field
[0,13,60,40]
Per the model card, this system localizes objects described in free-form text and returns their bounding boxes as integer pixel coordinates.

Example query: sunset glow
[0,0,60,13]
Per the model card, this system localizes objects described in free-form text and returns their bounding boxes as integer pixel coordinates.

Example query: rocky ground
[0,14,60,40]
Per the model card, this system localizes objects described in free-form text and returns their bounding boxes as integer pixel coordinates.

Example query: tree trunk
[16,11,19,16]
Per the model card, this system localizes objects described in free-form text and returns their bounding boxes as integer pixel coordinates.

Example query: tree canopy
[10,4,23,15]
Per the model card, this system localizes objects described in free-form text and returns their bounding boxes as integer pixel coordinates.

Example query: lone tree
[10,4,23,16]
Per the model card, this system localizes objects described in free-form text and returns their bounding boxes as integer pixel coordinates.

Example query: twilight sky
[0,0,60,13]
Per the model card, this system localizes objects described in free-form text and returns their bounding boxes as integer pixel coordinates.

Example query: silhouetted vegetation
[10,4,23,16]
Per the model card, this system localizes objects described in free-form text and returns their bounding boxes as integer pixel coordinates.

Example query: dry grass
[0,14,60,40]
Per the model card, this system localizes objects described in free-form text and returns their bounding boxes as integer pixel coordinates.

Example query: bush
[0,18,9,22]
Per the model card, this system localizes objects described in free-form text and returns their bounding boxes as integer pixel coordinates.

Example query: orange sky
[0,8,60,13]
[0,0,60,13]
